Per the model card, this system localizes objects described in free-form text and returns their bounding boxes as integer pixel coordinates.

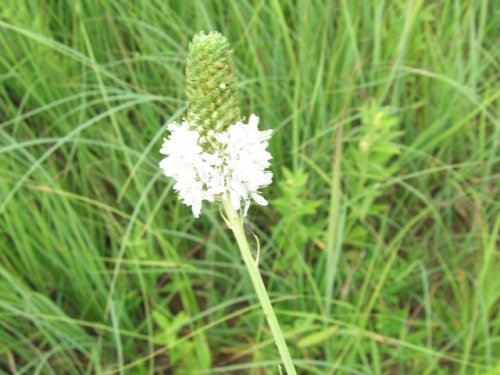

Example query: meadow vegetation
[0,1,498,373]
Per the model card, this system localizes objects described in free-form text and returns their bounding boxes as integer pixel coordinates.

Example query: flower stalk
[222,197,297,375]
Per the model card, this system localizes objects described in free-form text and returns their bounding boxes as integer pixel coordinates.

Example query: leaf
[297,325,339,348]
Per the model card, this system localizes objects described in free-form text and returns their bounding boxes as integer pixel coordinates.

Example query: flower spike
[160,32,273,218]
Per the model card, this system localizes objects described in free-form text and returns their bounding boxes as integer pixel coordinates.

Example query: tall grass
[1,1,498,373]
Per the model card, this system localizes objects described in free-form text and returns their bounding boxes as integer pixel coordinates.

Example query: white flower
[159,114,272,217]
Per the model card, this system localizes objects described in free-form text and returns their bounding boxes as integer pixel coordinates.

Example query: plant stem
[222,198,297,375]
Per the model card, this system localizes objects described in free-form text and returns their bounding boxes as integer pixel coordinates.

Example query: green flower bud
[185,31,241,136]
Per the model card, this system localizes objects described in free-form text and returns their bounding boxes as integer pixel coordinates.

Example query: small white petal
[230,190,240,210]
[248,114,259,127]
[192,200,202,218]
[243,200,251,216]
[252,193,268,206]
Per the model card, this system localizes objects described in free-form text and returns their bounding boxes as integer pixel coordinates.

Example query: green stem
[222,198,297,375]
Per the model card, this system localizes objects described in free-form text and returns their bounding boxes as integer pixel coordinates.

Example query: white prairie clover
[159,32,297,374]
[159,32,273,218]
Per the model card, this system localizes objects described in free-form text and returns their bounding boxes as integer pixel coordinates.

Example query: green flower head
[185,31,241,136]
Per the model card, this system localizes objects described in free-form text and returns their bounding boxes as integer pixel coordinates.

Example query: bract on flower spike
[159,31,273,218]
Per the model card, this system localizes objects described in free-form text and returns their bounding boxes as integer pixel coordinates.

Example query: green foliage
[272,168,322,257]
[0,1,498,374]
[346,101,402,221]
[152,309,207,372]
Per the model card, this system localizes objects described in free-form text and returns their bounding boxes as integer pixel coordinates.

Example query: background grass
[0,1,499,374]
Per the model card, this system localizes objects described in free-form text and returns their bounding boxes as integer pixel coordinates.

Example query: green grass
[0,1,498,374]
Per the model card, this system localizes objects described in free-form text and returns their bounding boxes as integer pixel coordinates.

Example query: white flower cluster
[159,114,272,217]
